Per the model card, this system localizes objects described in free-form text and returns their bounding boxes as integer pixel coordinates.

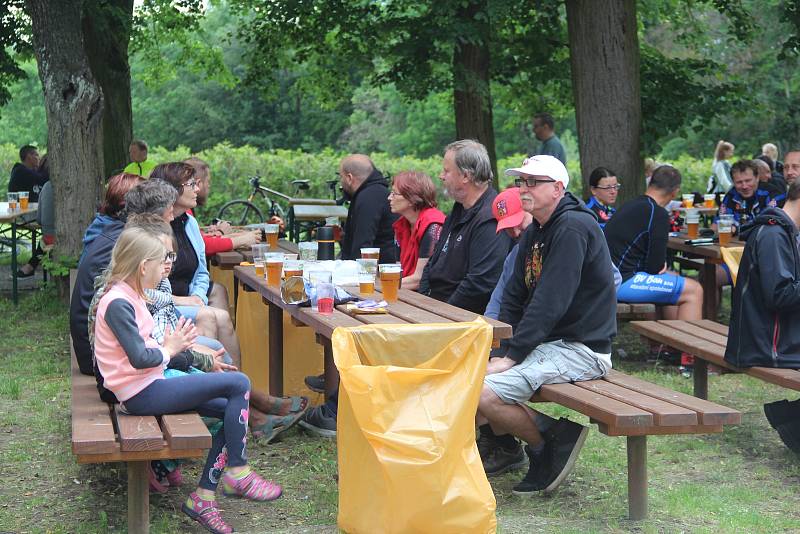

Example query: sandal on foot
[267,395,309,416]
[166,466,183,487]
[252,411,305,444]
[222,471,282,502]
[147,462,168,494]
[181,492,233,534]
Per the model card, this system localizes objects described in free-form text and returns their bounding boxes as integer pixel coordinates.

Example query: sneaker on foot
[483,441,527,477]
[304,373,325,394]
[511,444,547,495]
[298,405,337,438]
[538,418,589,494]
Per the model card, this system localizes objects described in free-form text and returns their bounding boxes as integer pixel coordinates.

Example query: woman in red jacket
[389,171,446,290]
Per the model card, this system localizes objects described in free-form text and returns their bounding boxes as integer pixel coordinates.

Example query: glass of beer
[265,252,284,286]
[265,223,280,250]
[299,241,318,261]
[686,208,700,239]
[7,192,17,211]
[703,194,716,209]
[358,272,375,295]
[682,194,694,208]
[379,263,402,302]
[254,258,265,277]
[283,259,303,279]
[325,216,342,242]
[17,191,29,210]
[360,247,380,260]
[718,214,734,246]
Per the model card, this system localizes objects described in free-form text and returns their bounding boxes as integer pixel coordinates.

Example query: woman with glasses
[388,171,446,290]
[586,167,620,228]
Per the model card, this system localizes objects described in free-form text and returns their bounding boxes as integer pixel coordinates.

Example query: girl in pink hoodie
[93,227,281,534]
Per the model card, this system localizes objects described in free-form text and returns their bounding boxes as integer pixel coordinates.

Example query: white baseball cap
[505,155,569,189]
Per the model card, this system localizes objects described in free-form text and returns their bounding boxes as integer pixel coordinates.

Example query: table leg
[268,301,284,397]
[701,262,718,320]
[693,358,709,399]
[323,338,339,400]
[627,435,648,520]
[127,461,150,533]
[11,221,18,306]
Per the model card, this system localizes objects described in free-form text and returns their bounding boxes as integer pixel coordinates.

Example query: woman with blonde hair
[709,140,735,193]
[93,227,281,534]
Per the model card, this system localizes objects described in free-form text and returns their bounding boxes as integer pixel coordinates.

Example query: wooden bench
[71,350,212,533]
[531,369,740,520]
[616,302,656,320]
[630,319,800,400]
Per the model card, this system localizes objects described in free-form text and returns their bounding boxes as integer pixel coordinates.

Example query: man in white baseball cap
[476,154,618,495]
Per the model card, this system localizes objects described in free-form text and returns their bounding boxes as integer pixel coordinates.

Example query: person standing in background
[531,113,566,165]
[124,139,157,178]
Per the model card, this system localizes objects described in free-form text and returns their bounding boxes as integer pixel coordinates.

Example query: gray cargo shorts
[484,339,610,404]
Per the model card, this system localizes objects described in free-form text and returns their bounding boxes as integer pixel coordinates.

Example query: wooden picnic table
[233,264,512,397]
[667,233,744,319]
[0,202,38,305]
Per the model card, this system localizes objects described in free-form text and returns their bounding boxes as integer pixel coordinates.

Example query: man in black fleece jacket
[476,155,617,495]
[338,154,398,263]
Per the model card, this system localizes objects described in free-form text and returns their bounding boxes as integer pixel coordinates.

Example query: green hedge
[1,141,716,223]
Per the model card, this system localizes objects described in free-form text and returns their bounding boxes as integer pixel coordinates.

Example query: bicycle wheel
[218,200,265,226]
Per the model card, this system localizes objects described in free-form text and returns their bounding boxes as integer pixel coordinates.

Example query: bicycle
[217,176,311,226]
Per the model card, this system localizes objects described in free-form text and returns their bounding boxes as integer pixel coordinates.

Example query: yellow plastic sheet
[720,246,745,286]
[333,319,497,534]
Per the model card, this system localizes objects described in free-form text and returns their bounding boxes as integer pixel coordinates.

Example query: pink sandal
[181,492,233,534]
[222,470,282,502]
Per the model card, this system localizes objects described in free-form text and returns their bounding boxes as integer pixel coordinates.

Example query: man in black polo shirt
[418,139,511,314]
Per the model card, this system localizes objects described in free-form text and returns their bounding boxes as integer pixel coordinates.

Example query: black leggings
[123,372,251,490]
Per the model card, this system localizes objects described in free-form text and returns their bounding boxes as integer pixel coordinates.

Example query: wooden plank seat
[616,302,657,320]
[71,349,211,533]
[530,369,740,520]
[630,319,800,400]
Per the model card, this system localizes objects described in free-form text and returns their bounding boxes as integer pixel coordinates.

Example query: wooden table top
[234,264,512,341]
[667,233,744,259]
[0,202,37,223]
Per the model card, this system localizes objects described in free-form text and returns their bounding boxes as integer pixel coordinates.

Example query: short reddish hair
[393,171,438,211]
[100,173,144,217]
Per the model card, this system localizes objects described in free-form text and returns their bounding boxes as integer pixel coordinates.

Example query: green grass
[0,288,799,532]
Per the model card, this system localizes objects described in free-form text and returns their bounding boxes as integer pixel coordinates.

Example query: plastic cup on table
[685,208,700,239]
[265,252,284,286]
[299,241,318,262]
[17,191,28,210]
[358,272,375,295]
[682,194,694,208]
[316,282,335,315]
[7,192,17,211]
[360,247,380,260]
[283,259,303,279]
[703,194,716,209]
[308,270,333,311]
[718,214,734,246]
[265,223,280,250]
[379,263,402,302]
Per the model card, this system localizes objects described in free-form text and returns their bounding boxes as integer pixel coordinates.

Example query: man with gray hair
[418,139,511,314]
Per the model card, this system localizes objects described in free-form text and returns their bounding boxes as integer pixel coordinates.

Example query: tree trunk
[566,0,643,205]
[452,0,499,190]
[26,0,105,261]
[83,0,134,178]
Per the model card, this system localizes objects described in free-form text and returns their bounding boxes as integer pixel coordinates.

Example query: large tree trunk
[26,0,105,261]
[566,0,642,204]
[83,0,134,178]
[452,0,499,190]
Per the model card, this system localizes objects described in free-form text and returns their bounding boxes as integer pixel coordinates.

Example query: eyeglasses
[164,251,177,263]
[514,177,556,188]
[181,180,198,190]
[593,184,622,191]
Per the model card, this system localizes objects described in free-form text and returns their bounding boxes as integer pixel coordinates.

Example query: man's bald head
[753,158,772,182]
[339,154,375,195]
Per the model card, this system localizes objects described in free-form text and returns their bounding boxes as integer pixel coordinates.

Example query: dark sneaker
[477,429,496,461]
[764,399,800,430]
[776,420,800,454]
[298,405,337,438]
[511,445,547,495]
[304,373,325,393]
[483,442,527,477]
[538,418,589,494]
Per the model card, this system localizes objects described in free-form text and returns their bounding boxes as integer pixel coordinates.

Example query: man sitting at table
[604,165,704,320]
[718,159,785,227]
[477,155,617,494]
[418,139,511,314]
[725,180,800,453]
[338,154,398,263]
[184,156,261,254]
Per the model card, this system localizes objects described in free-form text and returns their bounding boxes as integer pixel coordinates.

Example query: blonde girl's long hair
[101,227,166,299]
[714,140,735,161]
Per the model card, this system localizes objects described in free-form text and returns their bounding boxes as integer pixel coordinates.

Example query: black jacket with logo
[725,207,800,368]
[499,193,617,362]
[418,187,511,314]
[340,169,398,263]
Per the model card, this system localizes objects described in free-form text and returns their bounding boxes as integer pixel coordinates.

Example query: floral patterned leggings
[123,371,251,490]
